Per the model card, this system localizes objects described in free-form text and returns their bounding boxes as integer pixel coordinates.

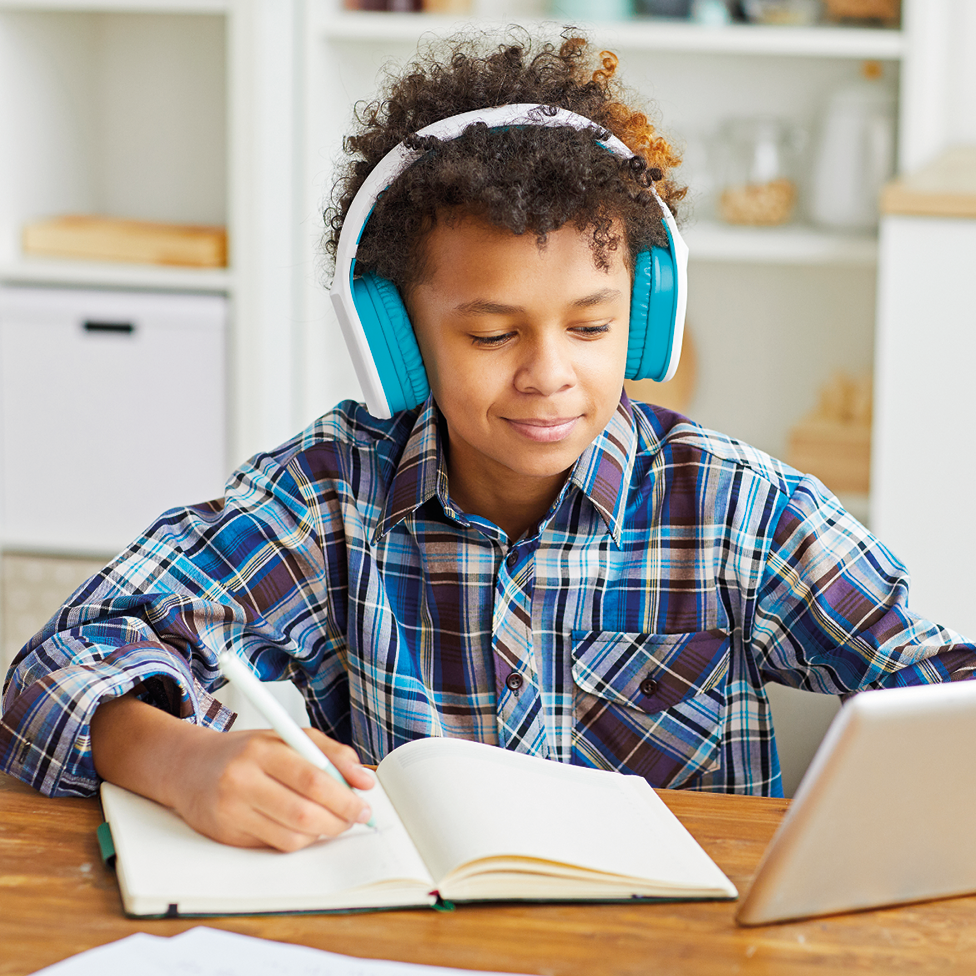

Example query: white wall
[901,0,976,172]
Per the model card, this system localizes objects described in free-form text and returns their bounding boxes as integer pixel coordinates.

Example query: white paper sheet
[31,926,528,976]
[30,933,175,976]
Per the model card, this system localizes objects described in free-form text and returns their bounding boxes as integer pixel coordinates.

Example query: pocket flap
[571,629,730,714]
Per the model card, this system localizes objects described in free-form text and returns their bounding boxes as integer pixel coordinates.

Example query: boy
[2,31,974,853]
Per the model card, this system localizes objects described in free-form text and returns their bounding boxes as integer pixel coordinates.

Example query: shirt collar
[375,393,640,546]
[565,394,638,548]
[375,396,455,541]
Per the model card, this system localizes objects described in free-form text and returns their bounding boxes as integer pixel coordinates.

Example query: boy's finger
[263,743,372,827]
[305,728,375,790]
[244,763,362,845]
[239,802,346,852]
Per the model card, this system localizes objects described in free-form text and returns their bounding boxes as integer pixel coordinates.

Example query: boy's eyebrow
[453,288,623,316]
[571,288,624,309]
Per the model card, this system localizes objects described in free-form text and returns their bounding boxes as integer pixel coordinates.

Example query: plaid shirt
[3,396,974,798]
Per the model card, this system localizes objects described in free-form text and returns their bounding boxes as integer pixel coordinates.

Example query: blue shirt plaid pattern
[3,395,974,798]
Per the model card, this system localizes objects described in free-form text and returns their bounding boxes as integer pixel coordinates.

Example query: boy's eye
[468,323,610,346]
[470,333,514,347]
[573,324,611,338]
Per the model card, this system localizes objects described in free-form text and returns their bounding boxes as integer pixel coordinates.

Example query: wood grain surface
[3,771,976,975]
[881,147,976,219]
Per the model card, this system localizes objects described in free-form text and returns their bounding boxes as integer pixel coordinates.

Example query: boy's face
[407,214,631,506]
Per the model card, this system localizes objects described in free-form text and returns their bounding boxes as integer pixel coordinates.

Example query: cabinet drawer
[0,287,227,554]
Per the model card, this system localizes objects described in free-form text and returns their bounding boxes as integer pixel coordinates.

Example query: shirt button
[506,671,524,692]
[506,549,519,568]
[639,676,658,697]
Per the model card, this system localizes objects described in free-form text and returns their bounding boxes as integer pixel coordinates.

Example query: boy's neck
[446,461,568,544]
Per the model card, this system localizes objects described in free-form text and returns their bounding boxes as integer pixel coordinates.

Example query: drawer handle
[83,321,135,335]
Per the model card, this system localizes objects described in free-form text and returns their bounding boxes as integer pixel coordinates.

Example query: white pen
[217,650,374,828]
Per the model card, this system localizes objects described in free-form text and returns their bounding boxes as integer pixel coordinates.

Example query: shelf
[683,222,878,265]
[317,12,905,60]
[0,257,233,294]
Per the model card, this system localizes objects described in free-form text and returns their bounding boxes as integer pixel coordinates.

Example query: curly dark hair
[323,28,686,294]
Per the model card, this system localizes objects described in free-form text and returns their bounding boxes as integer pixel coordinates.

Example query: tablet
[736,678,976,926]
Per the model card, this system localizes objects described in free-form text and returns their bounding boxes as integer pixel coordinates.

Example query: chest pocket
[571,629,730,789]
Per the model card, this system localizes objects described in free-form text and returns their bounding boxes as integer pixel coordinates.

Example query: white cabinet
[0,286,227,554]
[873,212,976,640]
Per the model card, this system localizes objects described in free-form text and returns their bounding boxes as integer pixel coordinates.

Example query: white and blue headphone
[330,103,689,420]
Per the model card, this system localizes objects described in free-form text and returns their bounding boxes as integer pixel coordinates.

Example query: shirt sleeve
[753,473,976,693]
[0,443,336,798]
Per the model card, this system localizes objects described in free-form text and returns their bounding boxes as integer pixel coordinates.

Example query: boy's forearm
[90,692,210,810]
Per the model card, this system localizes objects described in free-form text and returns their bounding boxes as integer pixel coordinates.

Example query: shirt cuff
[0,642,236,797]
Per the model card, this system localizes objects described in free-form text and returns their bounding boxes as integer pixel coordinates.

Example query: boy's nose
[514,334,575,396]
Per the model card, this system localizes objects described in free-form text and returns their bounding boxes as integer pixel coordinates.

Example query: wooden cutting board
[22,214,227,267]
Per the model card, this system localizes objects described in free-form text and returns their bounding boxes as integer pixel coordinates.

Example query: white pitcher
[810,61,896,231]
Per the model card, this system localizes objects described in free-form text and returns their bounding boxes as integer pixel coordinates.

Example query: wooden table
[3,772,976,976]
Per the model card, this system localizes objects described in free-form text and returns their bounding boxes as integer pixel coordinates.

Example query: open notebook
[737,679,976,925]
[99,736,736,917]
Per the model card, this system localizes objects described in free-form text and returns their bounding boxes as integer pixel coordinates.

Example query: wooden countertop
[881,146,976,218]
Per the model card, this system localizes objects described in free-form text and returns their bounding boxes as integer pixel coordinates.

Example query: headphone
[330,104,689,420]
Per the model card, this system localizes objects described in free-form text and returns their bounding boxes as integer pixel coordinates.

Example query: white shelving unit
[0,257,234,293]
[0,0,305,673]
[0,6,230,262]
[0,0,306,467]
[0,0,970,767]
[0,0,962,528]
[0,4,231,573]
[682,222,877,266]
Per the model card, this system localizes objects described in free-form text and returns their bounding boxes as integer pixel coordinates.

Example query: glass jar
[715,118,805,227]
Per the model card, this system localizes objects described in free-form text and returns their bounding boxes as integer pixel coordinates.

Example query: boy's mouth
[504,416,581,443]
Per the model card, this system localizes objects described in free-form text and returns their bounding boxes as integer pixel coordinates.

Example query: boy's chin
[493,440,592,480]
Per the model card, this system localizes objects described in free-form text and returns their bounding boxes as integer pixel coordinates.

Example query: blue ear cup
[626,236,679,382]
[351,272,430,414]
